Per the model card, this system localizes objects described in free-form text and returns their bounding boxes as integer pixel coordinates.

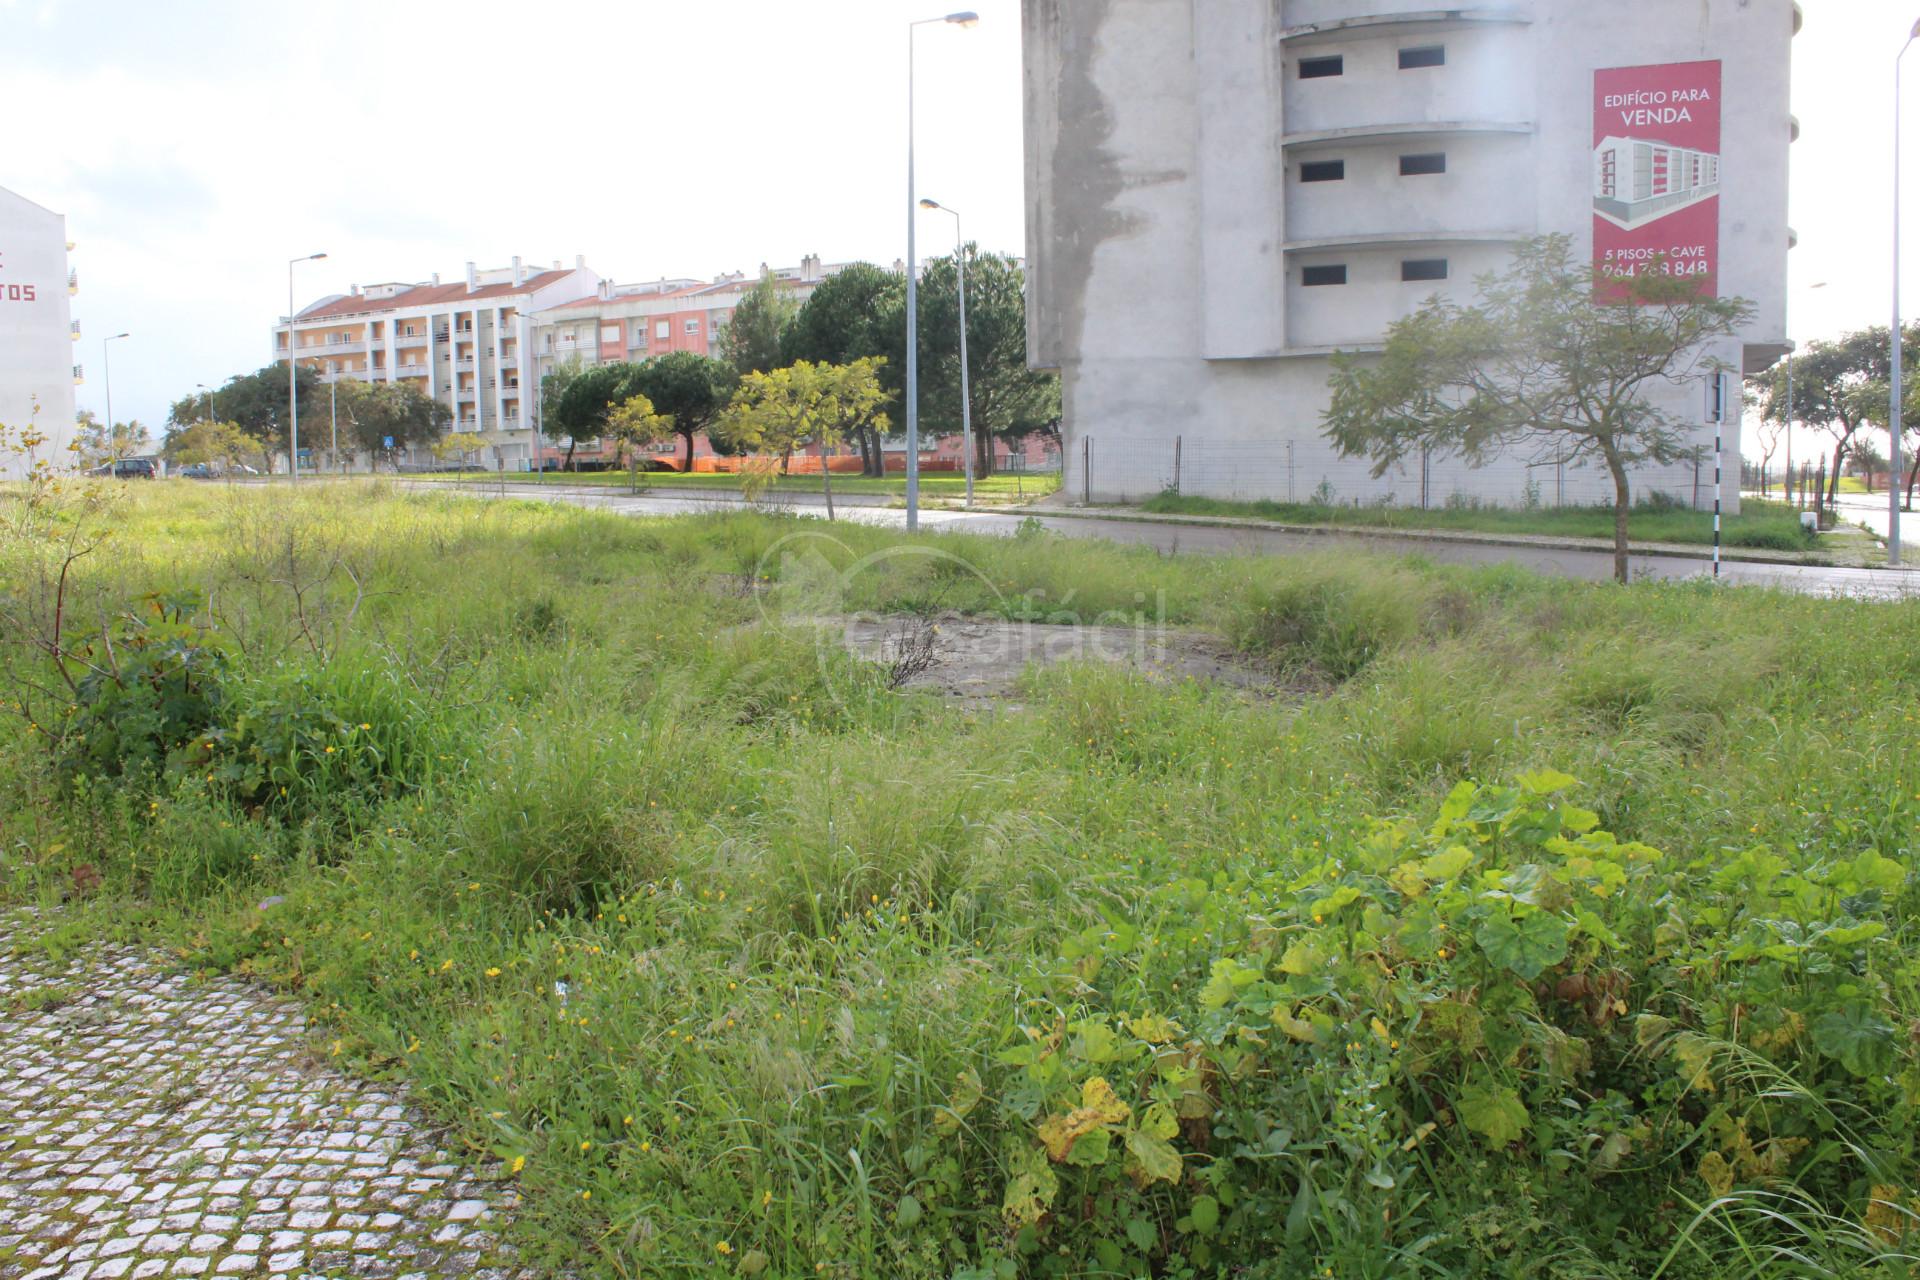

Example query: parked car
[88,458,156,479]
[179,463,215,480]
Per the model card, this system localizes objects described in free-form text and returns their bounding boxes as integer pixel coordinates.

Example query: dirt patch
[836,612,1276,708]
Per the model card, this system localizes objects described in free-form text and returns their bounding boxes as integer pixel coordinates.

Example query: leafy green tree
[627,352,736,472]
[549,363,634,471]
[720,273,799,378]
[75,415,152,468]
[785,263,905,474]
[432,431,487,468]
[915,247,1062,477]
[172,365,324,472]
[714,359,888,519]
[161,420,256,471]
[605,393,675,488]
[333,380,452,461]
[1324,236,1751,583]
[537,354,588,459]
[1751,327,1896,509]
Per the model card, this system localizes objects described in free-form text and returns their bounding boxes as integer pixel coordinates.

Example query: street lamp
[1891,19,1919,564]
[102,332,130,458]
[288,252,328,481]
[921,198,975,507]
[195,382,214,428]
[1782,281,1826,504]
[904,10,980,531]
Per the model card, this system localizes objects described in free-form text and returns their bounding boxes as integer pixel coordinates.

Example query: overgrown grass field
[413,467,1062,503]
[2,482,1917,1280]
[1139,493,1819,553]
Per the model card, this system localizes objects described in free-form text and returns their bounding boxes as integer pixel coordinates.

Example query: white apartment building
[1022,1,1798,507]
[0,185,80,479]
[274,257,600,470]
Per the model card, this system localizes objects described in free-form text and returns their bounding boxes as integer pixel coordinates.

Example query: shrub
[55,592,228,787]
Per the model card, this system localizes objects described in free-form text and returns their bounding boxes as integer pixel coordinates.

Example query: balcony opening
[1398,46,1446,70]
[1401,259,1450,283]
[1302,264,1348,287]
[1300,159,1345,183]
[1400,153,1447,176]
[1299,55,1343,80]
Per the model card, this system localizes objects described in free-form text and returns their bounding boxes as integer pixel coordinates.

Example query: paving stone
[0,914,544,1279]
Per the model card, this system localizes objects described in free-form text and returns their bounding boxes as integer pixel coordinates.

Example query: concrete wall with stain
[1022,0,1794,508]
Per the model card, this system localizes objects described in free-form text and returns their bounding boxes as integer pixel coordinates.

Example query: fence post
[1082,436,1092,505]
[1287,440,1296,504]
[1173,435,1182,495]
[1420,446,1430,510]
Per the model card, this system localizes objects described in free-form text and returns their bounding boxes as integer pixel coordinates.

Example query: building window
[684,319,701,335]
[1400,152,1447,176]
[1399,46,1446,70]
[1300,159,1345,183]
[656,321,670,340]
[1299,55,1343,79]
[1302,264,1348,287]
[1401,259,1449,282]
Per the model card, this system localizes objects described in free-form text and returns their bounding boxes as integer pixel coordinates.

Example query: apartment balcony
[70,320,81,341]
[298,339,369,356]
[73,364,84,385]
[395,333,428,349]
[453,357,476,371]
[456,388,476,402]
[499,354,518,369]
[67,269,78,296]
[395,363,429,379]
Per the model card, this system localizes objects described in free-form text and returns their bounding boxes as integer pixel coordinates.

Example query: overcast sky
[1,0,1912,457]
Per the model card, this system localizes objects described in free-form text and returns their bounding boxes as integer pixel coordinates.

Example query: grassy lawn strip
[1141,491,1817,551]
[3,481,1917,1279]
[415,467,1062,502]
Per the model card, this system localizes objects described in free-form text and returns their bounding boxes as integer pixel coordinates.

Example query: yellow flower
[580,1190,591,1200]
[358,722,371,730]
[640,1141,652,1152]
[623,1115,632,1126]
[324,745,335,754]
[716,1241,733,1255]
[511,1155,526,1174]
[486,967,502,978]
[580,1140,592,1152]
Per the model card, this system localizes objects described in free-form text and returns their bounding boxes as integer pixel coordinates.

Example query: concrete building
[1021,1,1798,506]
[274,257,601,470]
[0,185,80,480]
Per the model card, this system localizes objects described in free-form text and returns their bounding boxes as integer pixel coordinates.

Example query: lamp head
[946,10,980,26]
[1911,16,1920,38]
[108,332,129,340]
[920,198,941,210]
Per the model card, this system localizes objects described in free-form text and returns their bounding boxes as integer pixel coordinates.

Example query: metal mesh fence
[1063,434,1724,512]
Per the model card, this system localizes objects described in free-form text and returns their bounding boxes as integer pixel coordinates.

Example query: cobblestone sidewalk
[0,916,538,1280]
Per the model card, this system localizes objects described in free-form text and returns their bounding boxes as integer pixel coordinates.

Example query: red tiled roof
[293,269,578,322]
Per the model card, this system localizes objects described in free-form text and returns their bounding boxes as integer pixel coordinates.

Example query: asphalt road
[405,481,1919,601]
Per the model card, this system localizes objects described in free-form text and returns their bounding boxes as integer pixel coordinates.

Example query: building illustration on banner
[1593,136,1723,229]
[1592,59,1723,295]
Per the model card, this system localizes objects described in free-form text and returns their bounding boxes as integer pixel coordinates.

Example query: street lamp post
[905,11,979,532]
[287,252,328,481]
[102,332,130,458]
[1892,20,1919,564]
[195,382,214,429]
[920,198,975,507]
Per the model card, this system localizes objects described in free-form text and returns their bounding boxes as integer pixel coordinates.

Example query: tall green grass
[1,481,1915,1279]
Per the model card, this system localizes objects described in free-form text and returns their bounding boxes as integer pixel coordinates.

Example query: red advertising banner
[1592,60,1722,298]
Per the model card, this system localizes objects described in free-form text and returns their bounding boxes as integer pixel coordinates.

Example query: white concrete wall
[1023,0,1793,510]
[0,187,78,480]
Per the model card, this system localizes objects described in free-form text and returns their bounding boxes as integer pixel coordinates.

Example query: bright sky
[0,0,1911,456]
